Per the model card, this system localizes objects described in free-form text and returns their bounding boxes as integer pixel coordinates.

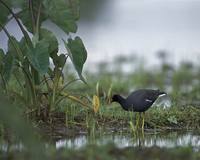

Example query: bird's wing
[143,90,159,102]
[126,89,159,105]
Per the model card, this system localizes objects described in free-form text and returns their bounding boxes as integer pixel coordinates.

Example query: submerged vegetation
[0,0,200,159]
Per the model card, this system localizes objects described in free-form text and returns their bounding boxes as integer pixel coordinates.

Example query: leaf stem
[29,0,36,33]
[36,2,42,35]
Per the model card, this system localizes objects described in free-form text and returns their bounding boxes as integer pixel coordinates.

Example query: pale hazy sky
[0,0,200,67]
[77,0,200,66]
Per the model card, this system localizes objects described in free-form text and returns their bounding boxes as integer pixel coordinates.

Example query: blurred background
[1,0,200,72]
[78,0,200,70]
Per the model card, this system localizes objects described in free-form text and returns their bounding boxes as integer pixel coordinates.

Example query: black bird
[112,89,167,129]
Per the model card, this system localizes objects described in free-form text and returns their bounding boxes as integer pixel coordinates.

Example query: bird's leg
[138,113,142,129]
[136,113,140,129]
[139,112,142,128]
[142,112,145,130]
[141,126,144,139]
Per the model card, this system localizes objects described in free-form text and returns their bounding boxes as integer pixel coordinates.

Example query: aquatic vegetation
[0,0,88,119]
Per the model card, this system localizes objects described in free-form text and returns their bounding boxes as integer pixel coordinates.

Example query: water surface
[56,131,200,150]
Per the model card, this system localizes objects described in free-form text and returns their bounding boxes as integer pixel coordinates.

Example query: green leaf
[18,10,34,33]
[43,0,79,33]
[3,51,14,81]
[8,36,24,61]
[3,36,23,81]
[18,37,29,58]
[0,2,10,26]
[68,0,80,20]
[64,36,87,82]
[18,2,47,33]
[54,54,67,68]
[0,49,5,62]
[0,49,5,72]
[26,41,49,74]
[9,0,25,8]
[39,28,58,57]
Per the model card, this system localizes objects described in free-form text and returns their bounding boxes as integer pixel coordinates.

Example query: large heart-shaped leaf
[17,0,47,33]
[39,28,58,57]
[43,0,79,33]
[9,0,25,8]
[18,10,34,33]
[26,41,49,74]
[64,36,87,82]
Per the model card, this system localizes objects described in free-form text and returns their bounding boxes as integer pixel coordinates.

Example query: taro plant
[0,0,88,118]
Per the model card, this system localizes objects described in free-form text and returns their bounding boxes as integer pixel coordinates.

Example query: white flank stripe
[159,94,167,97]
[145,99,152,102]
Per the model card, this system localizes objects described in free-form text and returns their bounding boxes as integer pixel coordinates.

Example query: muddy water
[56,131,200,150]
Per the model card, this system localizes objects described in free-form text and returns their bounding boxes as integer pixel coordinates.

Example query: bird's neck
[117,96,129,111]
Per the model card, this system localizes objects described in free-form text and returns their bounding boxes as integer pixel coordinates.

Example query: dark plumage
[112,89,166,112]
[112,89,167,129]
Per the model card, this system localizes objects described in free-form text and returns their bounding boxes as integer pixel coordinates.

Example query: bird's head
[111,94,121,103]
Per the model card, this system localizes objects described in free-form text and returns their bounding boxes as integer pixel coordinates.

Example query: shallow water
[56,131,200,150]
[1,130,200,158]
